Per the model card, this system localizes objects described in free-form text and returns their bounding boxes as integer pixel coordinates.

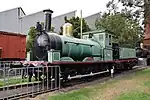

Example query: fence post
[47,66,49,91]
[111,66,114,78]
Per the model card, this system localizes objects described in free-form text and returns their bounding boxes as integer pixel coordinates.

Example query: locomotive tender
[26,9,138,81]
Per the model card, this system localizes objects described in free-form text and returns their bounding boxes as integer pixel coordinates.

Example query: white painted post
[111,66,114,78]
[48,50,53,63]
[27,51,30,61]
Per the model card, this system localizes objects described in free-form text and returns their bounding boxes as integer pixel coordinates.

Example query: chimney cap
[43,9,53,13]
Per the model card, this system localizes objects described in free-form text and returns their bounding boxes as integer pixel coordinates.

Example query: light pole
[80,10,83,39]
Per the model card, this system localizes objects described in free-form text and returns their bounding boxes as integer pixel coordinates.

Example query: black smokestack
[43,9,53,32]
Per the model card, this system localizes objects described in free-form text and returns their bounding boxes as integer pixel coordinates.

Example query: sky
[0,0,110,17]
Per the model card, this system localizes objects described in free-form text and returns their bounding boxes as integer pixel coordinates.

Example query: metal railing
[0,61,60,100]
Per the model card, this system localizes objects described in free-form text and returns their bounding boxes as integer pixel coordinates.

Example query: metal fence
[0,61,22,77]
[0,61,60,100]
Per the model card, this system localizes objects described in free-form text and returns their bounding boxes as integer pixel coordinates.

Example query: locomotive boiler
[33,24,102,61]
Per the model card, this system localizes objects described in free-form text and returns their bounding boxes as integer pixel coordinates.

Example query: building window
[109,35,111,39]
[83,36,88,39]
[89,33,93,38]
[106,34,108,38]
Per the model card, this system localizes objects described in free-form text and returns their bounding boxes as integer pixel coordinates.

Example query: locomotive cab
[82,31,114,61]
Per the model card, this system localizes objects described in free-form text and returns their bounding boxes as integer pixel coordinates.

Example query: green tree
[60,16,91,38]
[107,0,150,29]
[26,27,37,52]
[119,0,150,33]
[95,13,142,47]
[50,26,55,32]
[106,0,144,22]
[41,22,55,32]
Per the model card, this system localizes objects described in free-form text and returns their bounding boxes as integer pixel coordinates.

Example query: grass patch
[49,79,120,100]
[143,81,150,87]
[117,91,150,100]
[93,79,118,90]
[47,68,150,100]
[0,77,36,87]
[135,69,150,76]
[49,88,91,100]
[0,78,27,87]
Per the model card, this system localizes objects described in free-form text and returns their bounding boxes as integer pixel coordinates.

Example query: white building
[84,12,101,30]
[0,7,101,35]
[0,7,76,35]
[0,7,25,34]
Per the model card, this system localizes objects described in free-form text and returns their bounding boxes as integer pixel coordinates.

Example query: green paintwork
[83,30,113,61]
[120,47,136,59]
[103,48,113,61]
[48,50,60,62]
[59,35,102,61]
[53,52,60,61]
[45,30,136,62]
[60,57,74,61]
[82,30,113,48]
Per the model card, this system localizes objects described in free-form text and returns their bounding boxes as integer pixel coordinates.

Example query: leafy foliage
[60,16,91,38]
[106,0,143,22]
[41,22,55,32]
[95,13,142,47]
[26,27,37,52]
[51,26,55,32]
[107,0,150,29]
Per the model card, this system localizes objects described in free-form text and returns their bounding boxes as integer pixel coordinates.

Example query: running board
[68,70,109,80]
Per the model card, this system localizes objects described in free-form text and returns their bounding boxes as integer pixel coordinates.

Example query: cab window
[106,34,108,38]
[109,35,111,45]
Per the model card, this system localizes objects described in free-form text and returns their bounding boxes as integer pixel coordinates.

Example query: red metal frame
[21,58,137,66]
[51,58,137,65]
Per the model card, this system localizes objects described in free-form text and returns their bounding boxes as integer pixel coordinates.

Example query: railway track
[0,66,146,100]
